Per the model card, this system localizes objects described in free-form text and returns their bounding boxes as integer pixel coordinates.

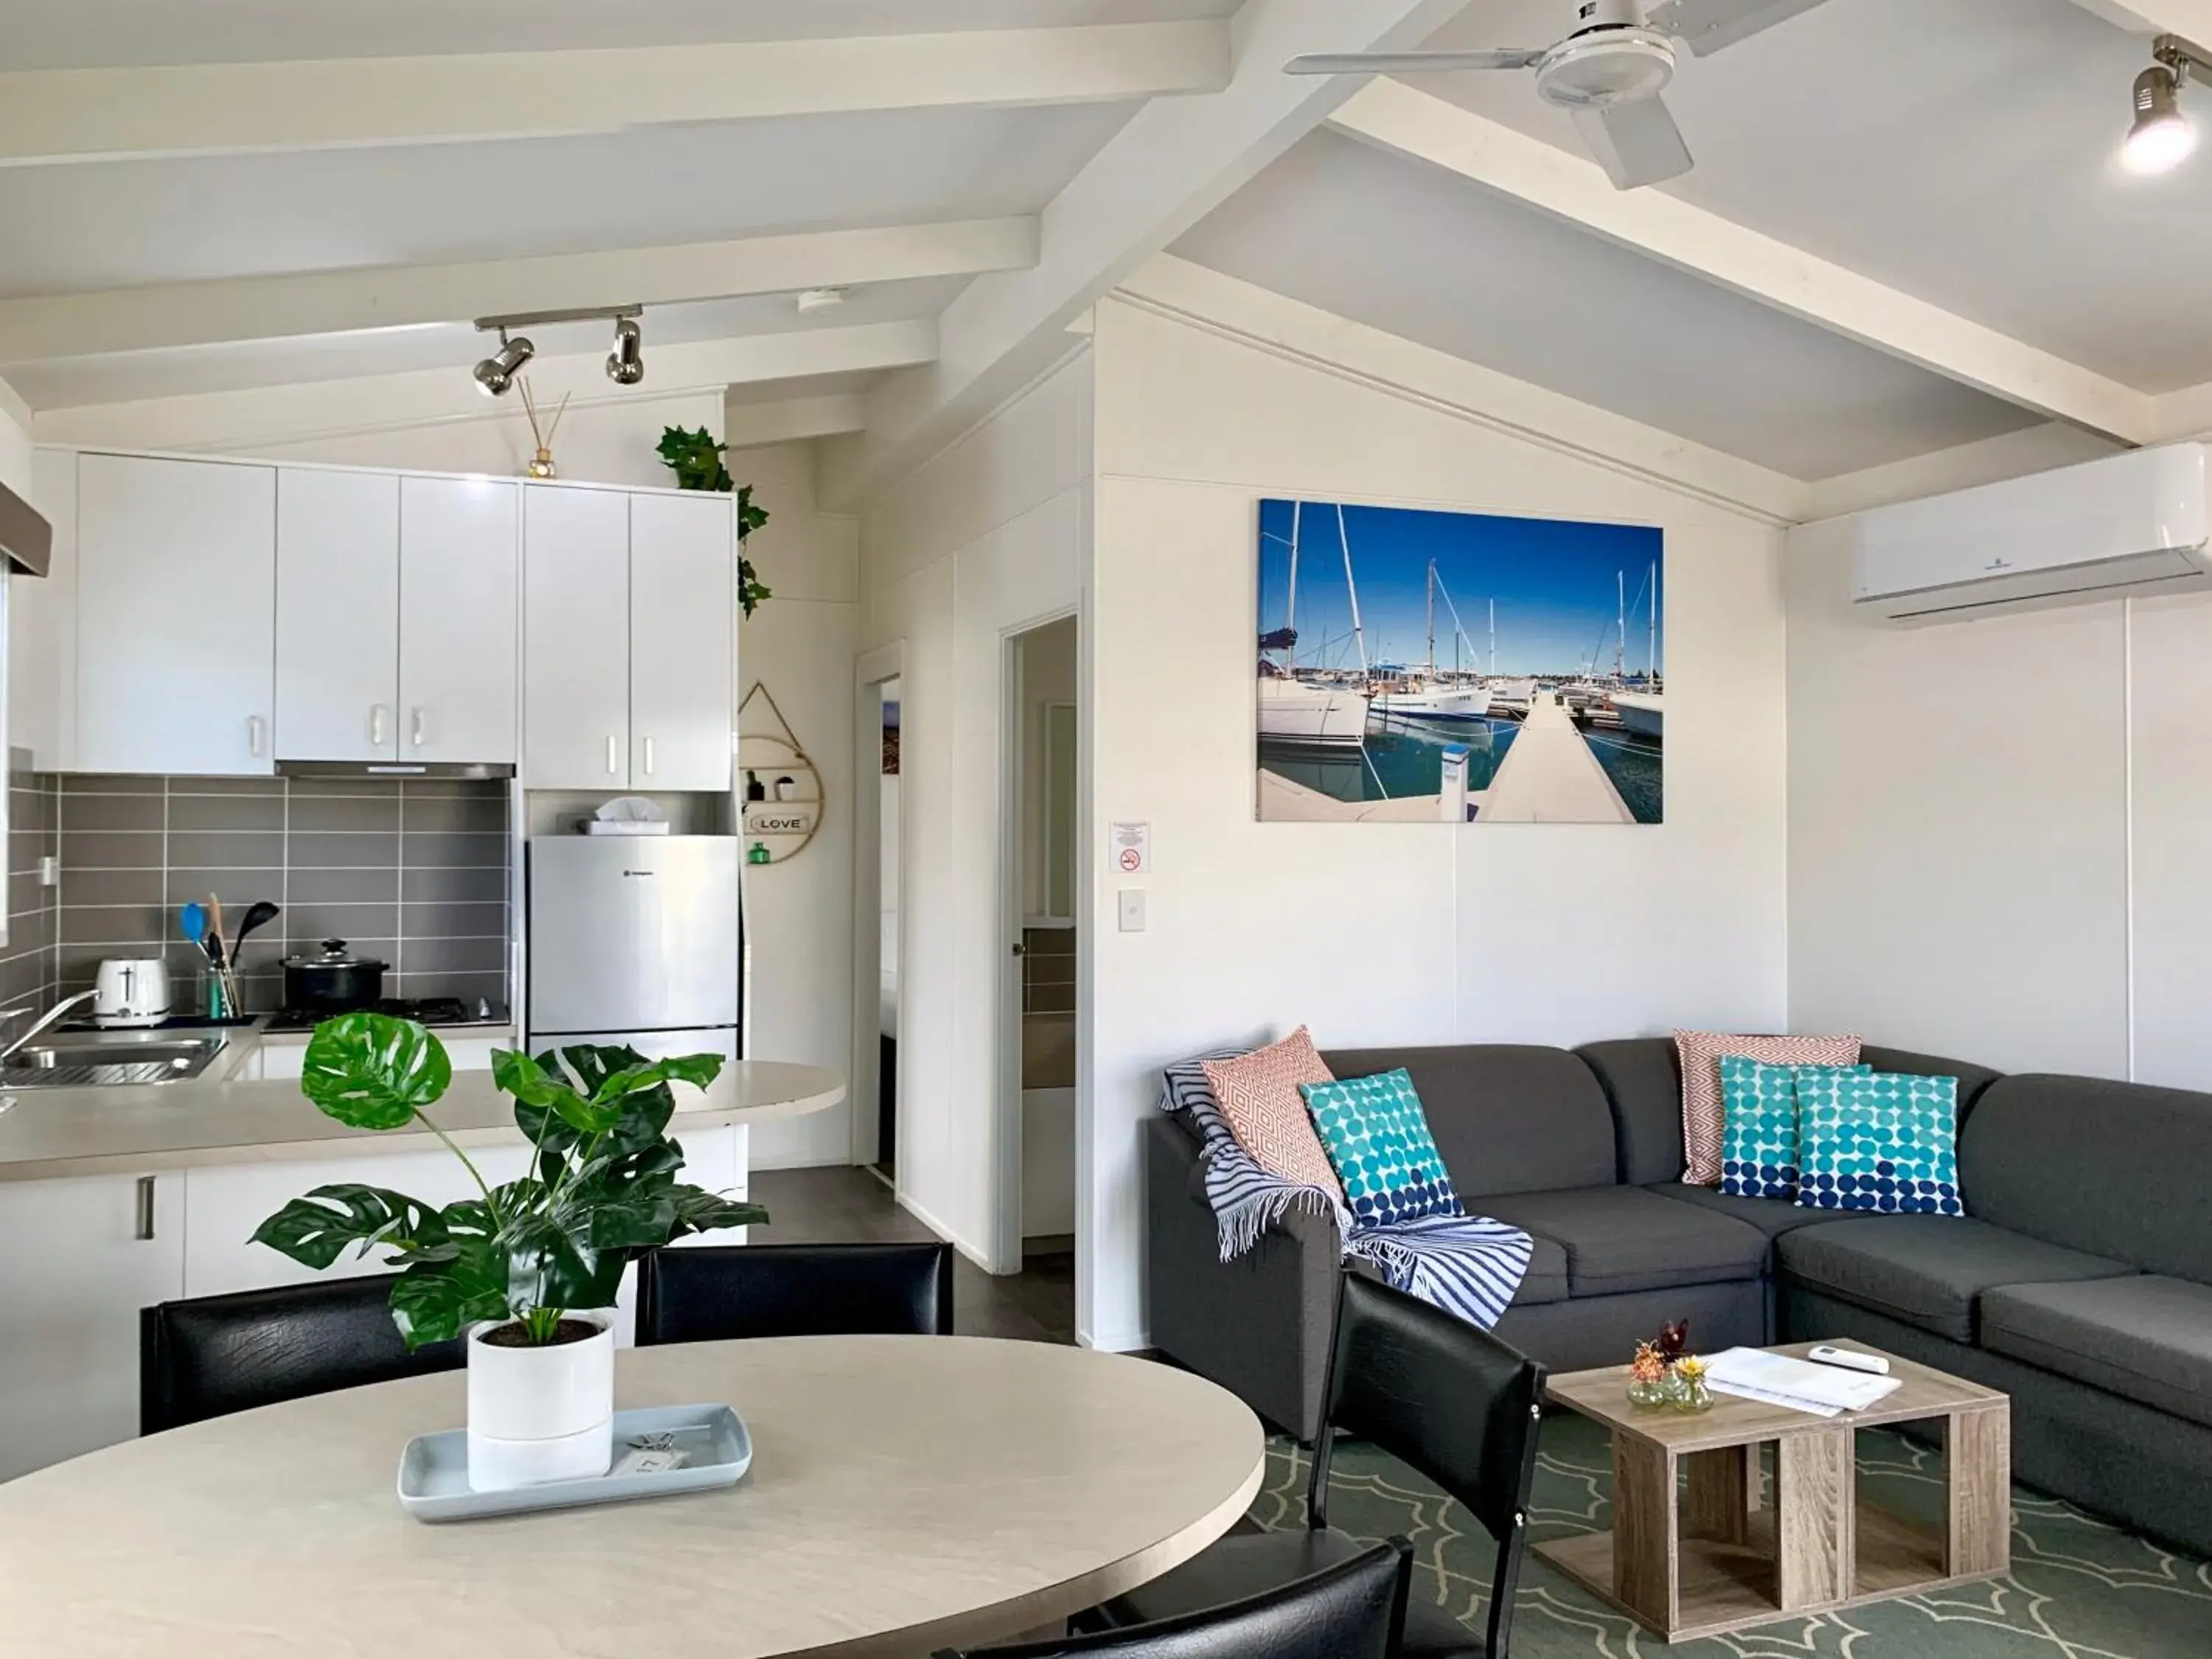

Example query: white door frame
[849,641,904,1178]
[992,609,1079,1276]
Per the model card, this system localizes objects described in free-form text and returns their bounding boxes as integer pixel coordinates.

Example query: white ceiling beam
[0,22,1228,167]
[821,0,1476,509]
[2065,1,2212,38]
[723,393,872,450]
[1329,78,2158,446]
[31,320,935,451]
[0,219,1034,364]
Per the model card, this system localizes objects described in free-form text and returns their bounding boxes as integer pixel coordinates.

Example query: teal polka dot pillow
[1718,1058,1870,1202]
[1299,1068,1461,1228]
[1795,1070,1963,1216]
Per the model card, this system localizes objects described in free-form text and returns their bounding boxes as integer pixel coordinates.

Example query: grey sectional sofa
[1144,1037,2212,1555]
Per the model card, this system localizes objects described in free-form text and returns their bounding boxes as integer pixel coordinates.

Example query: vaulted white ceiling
[4,0,2205,504]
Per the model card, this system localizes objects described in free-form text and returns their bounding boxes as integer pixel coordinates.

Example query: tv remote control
[1806,1345,1890,1375]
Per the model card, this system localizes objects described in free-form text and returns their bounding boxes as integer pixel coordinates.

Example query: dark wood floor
[749,1166,1075,1344]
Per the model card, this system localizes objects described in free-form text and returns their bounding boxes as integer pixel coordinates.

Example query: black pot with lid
[281,939,388,1013]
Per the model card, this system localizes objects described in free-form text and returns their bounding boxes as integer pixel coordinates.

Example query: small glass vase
[1628,1363,1714,1413]
[1627,1376,1666,1409]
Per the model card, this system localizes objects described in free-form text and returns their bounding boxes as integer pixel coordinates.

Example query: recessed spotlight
[606,316,644,386]
[796,288,849,316]
[2124,37,2208,175]
[473,331,535,397]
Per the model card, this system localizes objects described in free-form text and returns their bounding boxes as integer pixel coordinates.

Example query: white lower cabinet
[0,1172,184,1482]
[255,1032,508,1083]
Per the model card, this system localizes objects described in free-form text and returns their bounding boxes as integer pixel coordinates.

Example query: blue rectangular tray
[396,1402,751,1523]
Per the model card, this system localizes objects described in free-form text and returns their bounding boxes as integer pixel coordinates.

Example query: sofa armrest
[1143,1115,1339,1441]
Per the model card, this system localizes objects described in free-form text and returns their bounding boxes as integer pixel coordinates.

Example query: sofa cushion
[1674,1030,1863,1186]
[1795,1070,1962,1217]
[1962,1074,2212,1282]
[1301,1068,1459,1228]
[1778,1215,2135,1343]
[1576,1038,1683,1186]
[1477,1186,1768,1298]
[1648,1180,1832,1239]
[1201,1029,1343,1197]
[1859,1046,2003,1121]
[1320,1045,1617,1199]
[1513,1236,1571,1307]
[1980,1276,2212,1431]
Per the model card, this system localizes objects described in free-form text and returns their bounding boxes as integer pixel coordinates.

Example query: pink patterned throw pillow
[1202,1029,1343,1198]
[1674,1029,1861,1186]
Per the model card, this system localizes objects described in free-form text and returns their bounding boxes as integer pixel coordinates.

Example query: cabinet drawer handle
[606,735,619,776]
[247,715,266,757]
[134,1176,156,1242]
[370,704,388,745]
[411,706,426,748]
[642,736,655,776]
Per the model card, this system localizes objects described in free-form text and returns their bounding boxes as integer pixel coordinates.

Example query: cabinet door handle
[134,1175,156,1242]
[642,736,655,776]
[370,704,388,746]
[247,715,266,757]
[410,706,426,748]
[606,735,620,776]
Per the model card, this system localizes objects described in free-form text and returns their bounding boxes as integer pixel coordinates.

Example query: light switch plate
[1118,889,1147,933]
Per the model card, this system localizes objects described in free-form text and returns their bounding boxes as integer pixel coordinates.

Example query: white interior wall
[1085,293,1792,1350]
[859,349,1091,1273]
[1787,518,2212,1089]
[732,439,860,1168]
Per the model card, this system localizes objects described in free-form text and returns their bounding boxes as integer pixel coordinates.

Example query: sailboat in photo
[1371,560,1495,724]
[1604,559,1664,738]
[1258,501,1371,747]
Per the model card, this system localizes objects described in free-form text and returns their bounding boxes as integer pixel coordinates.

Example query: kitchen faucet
[0,990,102,1064]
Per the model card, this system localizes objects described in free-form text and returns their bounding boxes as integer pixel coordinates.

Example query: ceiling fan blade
[1284,49,1545,76]
[1572,97,1694,189]
[1645,0,1832,58]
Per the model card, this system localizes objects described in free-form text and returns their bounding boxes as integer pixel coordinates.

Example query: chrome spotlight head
[2125,63,2197,173]
[473,332,535,397]
[605,316,644,386]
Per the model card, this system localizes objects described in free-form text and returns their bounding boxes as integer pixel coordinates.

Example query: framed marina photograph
[1254,498,1663,825]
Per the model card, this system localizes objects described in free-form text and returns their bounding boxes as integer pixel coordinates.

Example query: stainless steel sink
[0,1030,229,1089]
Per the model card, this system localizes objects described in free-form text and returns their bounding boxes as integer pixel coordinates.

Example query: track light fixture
[2125,35,2209,175]
[606,316,644,386]
[473,330,535,397]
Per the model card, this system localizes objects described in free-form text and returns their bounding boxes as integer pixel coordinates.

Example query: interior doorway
[872,677,902,1187]
[1006,617,1078,1280]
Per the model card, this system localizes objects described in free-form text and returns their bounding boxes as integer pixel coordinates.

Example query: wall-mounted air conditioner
[1846,442,2209,624]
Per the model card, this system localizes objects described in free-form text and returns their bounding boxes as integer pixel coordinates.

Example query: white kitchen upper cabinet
[0,1171,183,1481]
[524,485,630,788]
[76,453,276,775]
[275,467,400,762]
[630,491,734,791]
[402,475,518,765]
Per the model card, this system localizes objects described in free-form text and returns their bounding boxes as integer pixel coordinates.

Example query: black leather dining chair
[1083,1272,1546,1659]
[635,1240,956,1346]
[140,1274,465,1434]
[936,1537,1413,1659]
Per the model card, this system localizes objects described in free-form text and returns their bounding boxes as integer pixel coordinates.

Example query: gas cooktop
[263,997,494,1034]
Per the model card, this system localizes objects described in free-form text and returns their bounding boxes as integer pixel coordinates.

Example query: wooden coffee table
[1534,1343,2010,1642]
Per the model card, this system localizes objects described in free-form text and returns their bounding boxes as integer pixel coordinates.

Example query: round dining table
[0,1335,1267,1658]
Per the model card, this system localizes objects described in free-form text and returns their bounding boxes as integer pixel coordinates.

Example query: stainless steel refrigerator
[524,835,742,1067]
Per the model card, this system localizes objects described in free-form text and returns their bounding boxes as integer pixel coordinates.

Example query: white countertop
[0,1054,844,1182]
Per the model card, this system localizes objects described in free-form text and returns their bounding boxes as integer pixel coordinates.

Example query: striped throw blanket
[1161,1055,1532,1330]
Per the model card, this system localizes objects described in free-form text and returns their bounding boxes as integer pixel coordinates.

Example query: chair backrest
[636,1241,955,1346]
[1315,1273,1545,1659]
[140,1274,464,1434]
[933,1537,1411,1659]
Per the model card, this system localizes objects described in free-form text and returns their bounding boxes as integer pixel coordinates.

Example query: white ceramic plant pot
[465,1312,615,1492]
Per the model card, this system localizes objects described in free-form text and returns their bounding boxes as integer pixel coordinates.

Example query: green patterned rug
[1254,1416,2212,1657]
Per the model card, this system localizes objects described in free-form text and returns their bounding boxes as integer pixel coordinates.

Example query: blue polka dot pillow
[1717,1058,1870,1202]
[1795,1069,1963,1216]
[1299,1068,1461,1229]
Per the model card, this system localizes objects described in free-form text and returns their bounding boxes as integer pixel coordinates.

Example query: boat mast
[1425,559,1436,680]
[1649,557,1659,686]
[1489,598,1497,678]
[1284,502,1301,667]
[1615,570,1627,683]
[1336,504,1370,681]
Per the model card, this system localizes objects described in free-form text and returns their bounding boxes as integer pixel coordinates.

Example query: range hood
[275,759,515,780]
[0,478,51,578]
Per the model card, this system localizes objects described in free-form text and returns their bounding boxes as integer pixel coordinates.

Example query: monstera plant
[253,1013,767,1349]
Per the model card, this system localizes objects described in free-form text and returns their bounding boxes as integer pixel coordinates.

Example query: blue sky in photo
[1257,498,1664,678]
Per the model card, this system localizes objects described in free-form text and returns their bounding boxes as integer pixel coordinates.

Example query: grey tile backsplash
[54,774,511,1014]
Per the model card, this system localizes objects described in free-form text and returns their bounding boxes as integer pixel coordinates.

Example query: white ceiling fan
[1285,0,1832,190]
